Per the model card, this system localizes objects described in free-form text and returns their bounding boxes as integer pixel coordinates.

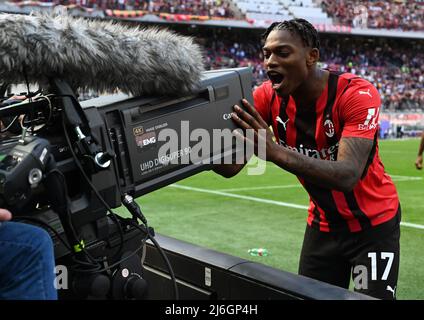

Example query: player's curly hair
[261,18,320,49]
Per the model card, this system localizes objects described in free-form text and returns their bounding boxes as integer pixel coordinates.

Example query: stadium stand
[319,36,423,112]
[135,0,235,18]
[1,0,422,113]
[233,0,333,25]
[6,0,236,18]
[4,0,423,33]
[192,27,423,113]
[320,0,424,31]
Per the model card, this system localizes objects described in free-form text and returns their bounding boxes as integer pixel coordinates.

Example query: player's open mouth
[268,71,285,90]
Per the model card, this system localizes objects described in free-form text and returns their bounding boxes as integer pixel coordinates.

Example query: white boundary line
[400,222,424,230]
[266,166,423,181]
[171,184,308,210]
[390,175,422,182]
[215,185,302,192]
[171,184,424,231]
[382,151,406,153]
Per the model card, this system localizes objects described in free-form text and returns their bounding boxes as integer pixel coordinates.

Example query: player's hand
[416,155,423,170]
[231,99,279,162]
[0,208,12,221]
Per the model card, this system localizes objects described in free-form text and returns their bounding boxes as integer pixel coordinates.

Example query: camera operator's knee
[2,222,53,253]
[24,224,54,256]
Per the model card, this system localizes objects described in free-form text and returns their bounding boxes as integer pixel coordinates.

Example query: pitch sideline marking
[390,175,422,182]
[265,167,422,181]
[215,184,302,192]
[171,184,424,230]
[171,184,308,210]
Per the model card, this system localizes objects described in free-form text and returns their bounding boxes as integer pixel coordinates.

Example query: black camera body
[0,136,51,211]
[0,68,373,300]
[0,68,254,299]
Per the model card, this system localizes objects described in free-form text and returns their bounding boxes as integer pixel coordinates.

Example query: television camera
[0,68,254,300]
[0,70,375,301]
[0,13,373,300]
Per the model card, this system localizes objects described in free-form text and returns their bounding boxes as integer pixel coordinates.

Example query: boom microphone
[0,13,204,96]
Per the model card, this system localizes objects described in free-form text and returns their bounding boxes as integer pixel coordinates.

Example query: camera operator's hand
[0,208,12,221]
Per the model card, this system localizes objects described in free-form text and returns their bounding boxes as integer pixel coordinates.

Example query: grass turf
[116,138,423,299]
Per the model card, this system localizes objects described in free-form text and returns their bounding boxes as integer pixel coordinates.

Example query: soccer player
[214,19,401,300]
[415,131,424,170]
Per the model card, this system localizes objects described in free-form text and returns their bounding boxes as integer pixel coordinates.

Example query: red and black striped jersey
[254,71,399,233]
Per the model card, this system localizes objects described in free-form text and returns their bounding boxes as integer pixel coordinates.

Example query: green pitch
[117,138,423,300]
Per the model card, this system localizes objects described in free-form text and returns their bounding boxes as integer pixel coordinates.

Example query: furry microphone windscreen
[0,13,205,96]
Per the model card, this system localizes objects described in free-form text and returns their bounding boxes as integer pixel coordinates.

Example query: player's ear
[306,48,320,67]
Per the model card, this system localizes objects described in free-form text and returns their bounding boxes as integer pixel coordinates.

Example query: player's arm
[269,136,373,191]
[212,140,250,178]
[232,100,373,192]
[415,131,424,170]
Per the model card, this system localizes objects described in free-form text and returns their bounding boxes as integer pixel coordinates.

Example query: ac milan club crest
[324,119,335,138]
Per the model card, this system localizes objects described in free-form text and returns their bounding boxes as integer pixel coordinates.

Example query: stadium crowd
[320,0,424,31]
[198,29,423,112]
[17,0,235,17]
[319,37,423,112]
[5,1,424,111]
[10,0,424,31]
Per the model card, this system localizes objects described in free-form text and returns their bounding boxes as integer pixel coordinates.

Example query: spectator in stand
[321,0,424,31]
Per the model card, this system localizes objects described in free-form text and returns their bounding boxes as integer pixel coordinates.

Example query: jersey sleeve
[339,79,381,140]
[253,82,273,126]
